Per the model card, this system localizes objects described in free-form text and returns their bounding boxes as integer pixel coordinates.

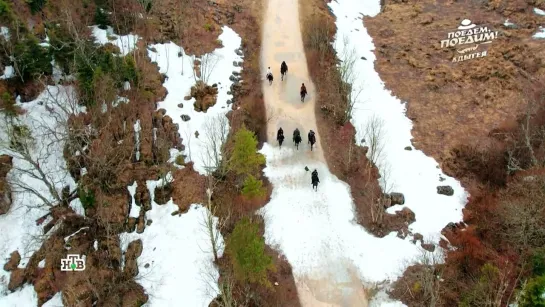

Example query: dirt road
[260,0,369,305]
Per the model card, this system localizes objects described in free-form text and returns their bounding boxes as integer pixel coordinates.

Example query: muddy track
[260,0,369,305]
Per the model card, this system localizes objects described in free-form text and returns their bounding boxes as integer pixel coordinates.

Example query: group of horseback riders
[276,127,320,191]
[266,61,308,102]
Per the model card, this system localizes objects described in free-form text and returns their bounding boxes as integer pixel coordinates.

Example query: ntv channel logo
[60,254,86,271]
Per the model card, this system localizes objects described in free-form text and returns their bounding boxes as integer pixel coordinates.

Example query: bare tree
[201,114,230,177]
[338,36,362,124]
[0,86,83,209]
[361,114,385,168]
[396,247,444,307]
[189,53,220,88]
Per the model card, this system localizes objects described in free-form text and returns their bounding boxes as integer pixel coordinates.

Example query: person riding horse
[266,67,273,85]
[300,83,307,102]
[277,127,285,148]
[308,129,316,151]
[311,169,320,191]
[280,61,288,80]
[293,128,302,150]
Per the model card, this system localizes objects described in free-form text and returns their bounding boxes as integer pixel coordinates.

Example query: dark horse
[280,61,288,81]
[308,130,316,151]
[311,169,320,191]
[277,128,285,148]
[293,128,302,150]
[300,83,307,102]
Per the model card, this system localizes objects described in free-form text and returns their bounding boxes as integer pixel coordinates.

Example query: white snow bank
[504,19,516,27]
[148,26,243,175]
[534,7,545,15]
[0,284,38,306]
[119,177,224,306]
[0,26,9,41]
[0,86,85,296]
[1,66,14,79]
[128,181,140,218]
[134,119,141,161]
[329,0,468,240]
[43,292,63,307]
[534,26,545,39]
[259,144,422,284]
[90,25,139,56]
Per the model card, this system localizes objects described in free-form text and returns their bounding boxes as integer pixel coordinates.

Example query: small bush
[13,34,52,82]
[226,217,275,286]
[241,175,266,198]
[27,0,47,14]
[203,23,213,32]
[78,187,95,209]
[94,7,110,30]
[175,155,185,166]
[1,92,16,117]
[9,124,33,151]
[518,275,545,307]
[229,126,265,176]
[0,0,12,19]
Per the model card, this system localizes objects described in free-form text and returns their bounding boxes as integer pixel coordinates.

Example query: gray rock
[437,185,454,196]
[235,49,243,56]
[404,146,412,151]
[226,100,232,104]
[177,103,184,108]
[390,192,405,205]
[181,114,191,122]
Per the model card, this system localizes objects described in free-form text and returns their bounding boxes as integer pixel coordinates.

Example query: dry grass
[365,0,545,169]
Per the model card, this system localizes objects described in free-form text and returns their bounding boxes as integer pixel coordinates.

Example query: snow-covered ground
[534,7,545,16]
[0,86,84,298]
[148,26,243,175]
[120,177,223,306]
[329,0,467,240]
[90,25,139,56]
[0,285,63,306]
[259,0,468,305]
[534,26,545,39]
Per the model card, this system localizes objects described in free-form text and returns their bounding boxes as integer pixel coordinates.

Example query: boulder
[421,243,436,252]
[413,233,424,243]
[177,103,184,108]
[127,217,137,233]
[3,251,21,271]
[390,192,405,205]
[136,217,145,234]
[124,239,143,278]
[181,115,191,122]
[8,268,25,291]
[437,185,454,196]
[404,146,412,151]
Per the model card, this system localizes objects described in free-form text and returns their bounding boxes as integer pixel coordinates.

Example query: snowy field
[0,26,136,305]
[148,26,243,175]
[90,25,139,56]
[0,86,84,299]
[120,177,223,307]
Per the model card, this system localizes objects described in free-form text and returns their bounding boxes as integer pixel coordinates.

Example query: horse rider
[293,128,300,142]
[277,127,284,140]
[300,83,307,102]
[266,67,272,78]
[280,61,288,80]
[311,169,320,191]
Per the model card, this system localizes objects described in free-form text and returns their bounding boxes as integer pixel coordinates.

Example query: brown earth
[365,0,545,184]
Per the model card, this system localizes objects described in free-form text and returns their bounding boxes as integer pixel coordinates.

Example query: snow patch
[128,181,140,218]
[259,144,421,284]
[534,7,545,15]
[70,198,85,216]
[534,26,545,39]
[90,25,139,56]
[0,86,84,296]
[134,119,141,161]
[0,284,38,305]
[1,66,14,79]
[0,26,9,41]
[43,292,63,307]
[329,0,468,240]
[148,26,243,175]
[119,177,224,306]
[38,259,46,268]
